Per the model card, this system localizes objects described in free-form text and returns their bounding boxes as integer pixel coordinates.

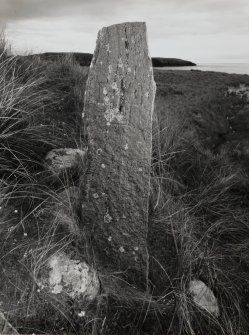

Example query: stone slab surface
[82,22,155,286]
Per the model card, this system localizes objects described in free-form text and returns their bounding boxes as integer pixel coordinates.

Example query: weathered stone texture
[82,22,155,286]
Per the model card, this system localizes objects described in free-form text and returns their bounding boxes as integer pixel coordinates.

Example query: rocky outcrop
[227,84,249,100]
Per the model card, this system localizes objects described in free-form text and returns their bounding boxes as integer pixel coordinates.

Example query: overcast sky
[1,0,249,63]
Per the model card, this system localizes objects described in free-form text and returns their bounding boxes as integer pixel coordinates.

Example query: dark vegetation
[152,57,196,67]
[21,52,196,68]
[1,33,249,334]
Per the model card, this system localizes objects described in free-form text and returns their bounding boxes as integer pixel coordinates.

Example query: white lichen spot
[108,236,112,242]
[78,311,86,318]
[118,58,124,69]
[138,168,143,172]
[145,92,149,98]
[106,122,111,126]
[104,213,112,223]
[119,246,125,253]
[108,65,112,73]
[134,247,139,251]
[106,43,111,52]
[103,87,108,95]
[127,67,131,73]
[100,61,103,65]
[104,96,110,103]
[122,232,129,237]
[124,144,128,150]
[101,164,106,169]
[93,193,99,199]
[37,282,45,289]
[104,108,123,124]
[111,82,118,91]
[43,253,99,300]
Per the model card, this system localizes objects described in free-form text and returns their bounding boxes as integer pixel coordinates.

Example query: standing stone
[82,22,155,287]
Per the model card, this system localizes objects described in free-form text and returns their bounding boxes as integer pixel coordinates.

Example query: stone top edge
[101,21,146,30]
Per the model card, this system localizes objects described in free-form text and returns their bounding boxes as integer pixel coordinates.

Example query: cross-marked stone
[82,22,155,288]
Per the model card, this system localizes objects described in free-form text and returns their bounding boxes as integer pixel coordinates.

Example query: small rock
[45,148,86,175]
[38,252,99,300]
[189,280,219,317]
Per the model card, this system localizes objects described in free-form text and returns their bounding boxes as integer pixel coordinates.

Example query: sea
[157,63,249,75]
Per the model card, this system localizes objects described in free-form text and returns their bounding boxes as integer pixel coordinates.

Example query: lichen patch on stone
[40,253,99,300]
[104,107,124,123]
[111,82,119,91]
[104,212,113,223]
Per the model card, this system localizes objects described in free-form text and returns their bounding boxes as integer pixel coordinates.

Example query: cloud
[0,0,123,21]
[2,0,249,61]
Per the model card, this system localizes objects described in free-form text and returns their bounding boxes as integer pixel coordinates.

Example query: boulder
[38,252,99,300]
[189,279,219,317]
[45,148,86,175]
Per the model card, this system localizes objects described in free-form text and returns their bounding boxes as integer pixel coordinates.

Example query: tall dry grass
[149,91,249,334]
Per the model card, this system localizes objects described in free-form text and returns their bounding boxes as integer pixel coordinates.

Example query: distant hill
[152,57,196,67]
[23,52,196,67]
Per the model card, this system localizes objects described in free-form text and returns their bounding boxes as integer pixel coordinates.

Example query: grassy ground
[1,34,249,334]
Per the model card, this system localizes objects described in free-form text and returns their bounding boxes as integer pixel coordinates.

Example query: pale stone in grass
[45,148,86,174]
[39,252,99,300]
[189,279,220,317]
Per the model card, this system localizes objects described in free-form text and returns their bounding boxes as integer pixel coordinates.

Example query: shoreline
[154,63,249,75]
